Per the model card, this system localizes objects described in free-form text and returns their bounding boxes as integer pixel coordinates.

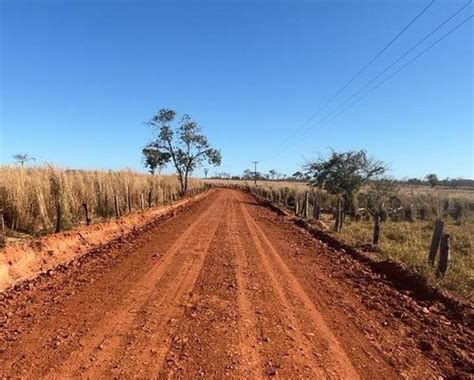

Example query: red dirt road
[0,189,472,378]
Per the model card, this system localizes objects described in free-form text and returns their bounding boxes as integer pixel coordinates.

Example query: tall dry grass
[0,165,204,235]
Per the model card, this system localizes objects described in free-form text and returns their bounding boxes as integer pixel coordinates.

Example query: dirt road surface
[0,189,472,378]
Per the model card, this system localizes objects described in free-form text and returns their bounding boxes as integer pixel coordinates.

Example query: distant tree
[269,169,277,180]
[407,177,423,186]
[142,147,171,175]
[145,108,222,193]
[242,169,253,180]
[304,150,386,217]
[12,153,35,167]
[292,171,304,181]
[203,168,209,178]
[216,172,231,179]
[425,173,439,188]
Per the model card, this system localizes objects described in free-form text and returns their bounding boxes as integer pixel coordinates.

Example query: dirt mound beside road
[0,191,210,292]
[0,189,472,378]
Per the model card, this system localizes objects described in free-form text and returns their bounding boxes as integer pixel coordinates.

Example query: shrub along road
[0,189,471,378]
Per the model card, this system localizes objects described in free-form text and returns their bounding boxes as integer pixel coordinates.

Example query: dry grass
[334,218,473,299]
[0,165,204,235]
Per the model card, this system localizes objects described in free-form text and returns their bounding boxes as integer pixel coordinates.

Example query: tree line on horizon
[210,168,474,189]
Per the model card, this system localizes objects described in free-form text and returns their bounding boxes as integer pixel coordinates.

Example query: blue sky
[1,0,472,178]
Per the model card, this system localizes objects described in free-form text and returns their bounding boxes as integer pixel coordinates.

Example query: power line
[267,0,437,158]
[270,0,472,159]
[272,14,473,158]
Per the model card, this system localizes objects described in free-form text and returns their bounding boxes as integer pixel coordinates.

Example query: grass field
[209,179,474,300]
[0,165,204,236]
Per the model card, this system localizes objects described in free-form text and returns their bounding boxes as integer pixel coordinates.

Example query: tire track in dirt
[156,192,248,378]
[238,192,360,379]
[102,195,229,378]
[243,195,444,378]
[227,192,263,377]
[50,193,228,378]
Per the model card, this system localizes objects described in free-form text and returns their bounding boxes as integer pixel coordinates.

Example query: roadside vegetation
[208,150,473,300]
[0,165,205,237]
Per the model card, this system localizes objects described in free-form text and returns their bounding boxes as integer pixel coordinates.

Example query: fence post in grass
[55,202,62,233]
[277,192,281,205]
[313,198,320,221]
[428,219,444,265]
[295,199,299,215]
[148,190,152,208]
[0,212,5,247]
[82,203,91,225]
[114,196,120,218]
[126,189,132,214]
[407,204,416,222]
[140,193,144,211]
[334,199,342,232]
[373,215,382,246]
[304,191,309,219]
[436,233,450,277]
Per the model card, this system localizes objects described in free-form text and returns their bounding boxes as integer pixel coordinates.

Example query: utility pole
[252,161,259,185]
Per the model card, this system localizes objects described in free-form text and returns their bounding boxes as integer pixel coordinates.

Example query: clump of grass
[0,165,204,235]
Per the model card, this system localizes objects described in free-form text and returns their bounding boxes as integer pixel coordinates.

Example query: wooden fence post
[373,215,382,246]
[148,190,152,208]
[304,192,309,219]
[295,199,299,215]
[428,219,444,265]
[334,199,342,232]
[313,198,320,221]
[436,233,450,277]
[140,193,144,211]
[103,193,109,217]
[277,192,281,205]
[55,202,62,233]
[0,212,5,247]
[407,204,415,222]
[127,189,132,214]
[114,196,120,218]
[82,203,91,225]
